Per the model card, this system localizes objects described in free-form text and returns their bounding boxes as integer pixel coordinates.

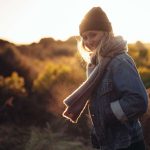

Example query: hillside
[0,37,150,149]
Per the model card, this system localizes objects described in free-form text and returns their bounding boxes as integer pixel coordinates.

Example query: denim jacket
[88,52,148,150]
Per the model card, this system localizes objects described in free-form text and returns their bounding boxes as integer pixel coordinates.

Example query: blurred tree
[0,43,38,91]
[39,38,55,49]
[136,41,148,60]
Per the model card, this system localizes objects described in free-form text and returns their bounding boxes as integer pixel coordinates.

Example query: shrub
[0,72,26,96]
[33,62,71,94]
[138,67,150,88]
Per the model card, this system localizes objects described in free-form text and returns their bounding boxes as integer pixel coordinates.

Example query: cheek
[93,40,99,47]
[83,40,91,47]
[95,38,101,46]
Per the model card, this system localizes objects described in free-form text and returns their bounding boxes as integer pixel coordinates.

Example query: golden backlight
[0,0,150,44]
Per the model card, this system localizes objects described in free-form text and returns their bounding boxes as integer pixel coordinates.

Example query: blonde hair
[77,31,114,64]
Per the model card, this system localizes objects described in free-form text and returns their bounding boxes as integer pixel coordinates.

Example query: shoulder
[108,52,136,70]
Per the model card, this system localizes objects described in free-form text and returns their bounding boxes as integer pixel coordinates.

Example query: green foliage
[0,43,38,91]
[0,123,93,150]
[128,44,139,60]
[128,42,150,88]
[139,49,148,59]
[1,38,150,150]
[136,41,148,59]
[25,125,54,150]
[138,67,150,88]
[33,62,71,94]
[0,72,26,95]
[128,42,150,68]
[25,124,92,150]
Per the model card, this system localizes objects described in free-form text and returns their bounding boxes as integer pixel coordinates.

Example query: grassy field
[0,123,94,150]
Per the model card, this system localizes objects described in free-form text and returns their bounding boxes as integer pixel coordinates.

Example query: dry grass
[0,123,94,150]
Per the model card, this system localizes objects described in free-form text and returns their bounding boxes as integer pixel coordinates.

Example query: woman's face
[81,30,103,51]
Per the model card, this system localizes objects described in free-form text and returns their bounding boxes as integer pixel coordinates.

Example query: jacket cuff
[110,100,128,122]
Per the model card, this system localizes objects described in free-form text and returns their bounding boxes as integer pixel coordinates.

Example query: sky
[0,0,150,44]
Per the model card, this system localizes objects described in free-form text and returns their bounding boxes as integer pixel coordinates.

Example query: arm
[110,59,148,123]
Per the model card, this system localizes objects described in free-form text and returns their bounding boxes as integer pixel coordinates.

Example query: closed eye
[89,33,96,38]
[82,33,96,41]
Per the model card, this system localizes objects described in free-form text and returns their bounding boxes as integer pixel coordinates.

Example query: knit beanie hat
[79,7,112,35]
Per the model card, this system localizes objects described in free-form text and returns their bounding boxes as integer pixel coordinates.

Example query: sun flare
[0,0,150,44]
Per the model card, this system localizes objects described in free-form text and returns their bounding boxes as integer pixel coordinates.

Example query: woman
[62,7,148,150]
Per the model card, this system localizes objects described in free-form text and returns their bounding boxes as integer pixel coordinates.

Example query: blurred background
[0,0,150,150]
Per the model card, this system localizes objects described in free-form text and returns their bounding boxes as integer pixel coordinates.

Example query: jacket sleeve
[110,59,148,123]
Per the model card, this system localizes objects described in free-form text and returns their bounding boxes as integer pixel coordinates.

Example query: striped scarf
[62,36,128,123]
